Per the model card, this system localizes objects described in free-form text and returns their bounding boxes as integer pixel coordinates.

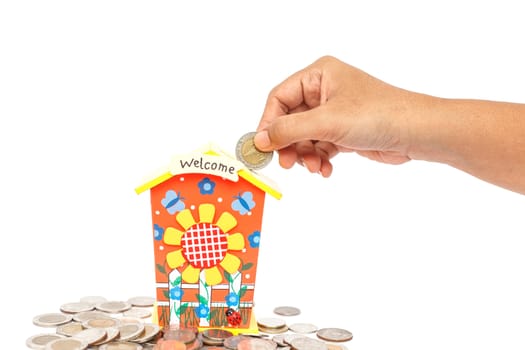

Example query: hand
[254,55,415,177]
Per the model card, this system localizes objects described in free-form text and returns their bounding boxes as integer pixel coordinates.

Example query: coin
[98,341,143,350]
[33,313,73,327]
[117,323,145,341]
[316,328,353,342]
[201,328,233,342]
[72,328,107,345]
[235,132,273,170]
[60,302,95,314]
[92,327,120,346]
[165,328,197,344]
[130,323,161,343]
[80,296,108,306]
[288,322,318,334]
[273,306,301,316]
[56,322,84,337]
[123,307,151,319]
[44,338,88,350]
[26,334,66,350]
[82,317,121,329]
[73,310,113,323]
[223,335,249,349]
[96,301,132,313]
[257,317,286,329]
[289,337,328,350]
[127,296,156,307]
[236,337,277,350]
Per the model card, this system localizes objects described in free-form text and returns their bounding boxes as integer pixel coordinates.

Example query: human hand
[254,55,415,177]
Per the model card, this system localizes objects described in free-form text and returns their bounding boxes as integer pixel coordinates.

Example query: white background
[2,1,525,349]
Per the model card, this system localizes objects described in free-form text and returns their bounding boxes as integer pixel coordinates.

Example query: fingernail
[254,130,271,150]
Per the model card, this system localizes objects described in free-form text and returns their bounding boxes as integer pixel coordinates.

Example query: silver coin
[316,328,353,342]
[72,328,107,345]
[123,308,151,319]
[60,302,95,314]
[257,324,288,334]
[282,333,308,345]
[257,317,286,329]
[73,310,113,323]
[96,301,132,314]
[44,338,88,350]
[127,296,155,307]
[33,313,73,327]
[235,131,273,170]
[326,343,349,350]
[82,317,121,329]
[130,323,160,344]
[98,341,143,350]
[289,337,328,350]
[288,322,318,334]
[80,296,108,306]
[56,322,84,337]
[26,334,66,350]
[273,306,301,316]
[236,337,277,350]
[117,323,145,341]
[92,327,120,346]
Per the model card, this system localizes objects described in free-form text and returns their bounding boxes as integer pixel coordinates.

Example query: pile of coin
[27,297,352,350]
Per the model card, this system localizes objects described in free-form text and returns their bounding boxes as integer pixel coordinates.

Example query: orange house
[135,144,281,331]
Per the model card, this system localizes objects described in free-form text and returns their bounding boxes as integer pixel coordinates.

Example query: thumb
[254,109,331,151]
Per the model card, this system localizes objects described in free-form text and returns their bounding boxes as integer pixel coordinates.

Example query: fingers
[276,140,338,177]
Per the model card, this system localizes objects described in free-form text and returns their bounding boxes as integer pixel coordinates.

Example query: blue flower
[248,231,261,248]
[169,286,184,300]
[198,177,216,195]
[195,304,210,319]
[225,292,239,307]
[153,224,164,241]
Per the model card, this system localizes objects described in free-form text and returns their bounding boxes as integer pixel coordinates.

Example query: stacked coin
[27,296,161,350]
[28,299,353,350]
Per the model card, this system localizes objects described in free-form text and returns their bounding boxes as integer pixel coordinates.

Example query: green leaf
[241,262,253,271]
[156,263,166,274]
[196,293,208,305]
[163,289,170,299]
[224,271,233,283]
[179,303,188,315]
[170,276,182,286]
[239,285,248,298]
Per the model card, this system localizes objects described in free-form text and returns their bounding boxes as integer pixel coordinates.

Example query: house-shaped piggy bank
[135,144,281,332]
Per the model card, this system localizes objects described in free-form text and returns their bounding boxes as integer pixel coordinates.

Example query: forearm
[407,95,525,194]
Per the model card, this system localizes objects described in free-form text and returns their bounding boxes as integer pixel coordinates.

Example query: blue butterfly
[161,190,185,215]
[231,191,256,215]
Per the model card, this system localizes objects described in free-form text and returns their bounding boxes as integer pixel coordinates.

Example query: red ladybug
[225,308,242,327]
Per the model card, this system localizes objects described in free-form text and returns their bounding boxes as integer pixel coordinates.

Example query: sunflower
[163,203,245,286]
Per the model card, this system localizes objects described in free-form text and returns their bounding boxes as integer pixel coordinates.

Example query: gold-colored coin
[235,132,273,170]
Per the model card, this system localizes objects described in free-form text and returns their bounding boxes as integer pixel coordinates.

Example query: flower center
[181,223,228,269]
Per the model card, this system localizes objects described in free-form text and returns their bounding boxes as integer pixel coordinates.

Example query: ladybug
[225,308,242,327]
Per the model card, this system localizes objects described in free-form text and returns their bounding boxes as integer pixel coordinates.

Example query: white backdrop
[2,1,525,349]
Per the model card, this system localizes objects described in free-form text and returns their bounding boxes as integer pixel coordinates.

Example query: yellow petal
[182,265,200,283]
[164,227,184,245]
[205,267,223,286]
[220,253,241,274]
[176,209,196,230]
[199,203,215,223]
[227,233,245,251]
[166,249,186,268]
[216,211,237,232]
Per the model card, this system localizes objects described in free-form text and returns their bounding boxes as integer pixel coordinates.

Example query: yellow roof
[135,143,282,200]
